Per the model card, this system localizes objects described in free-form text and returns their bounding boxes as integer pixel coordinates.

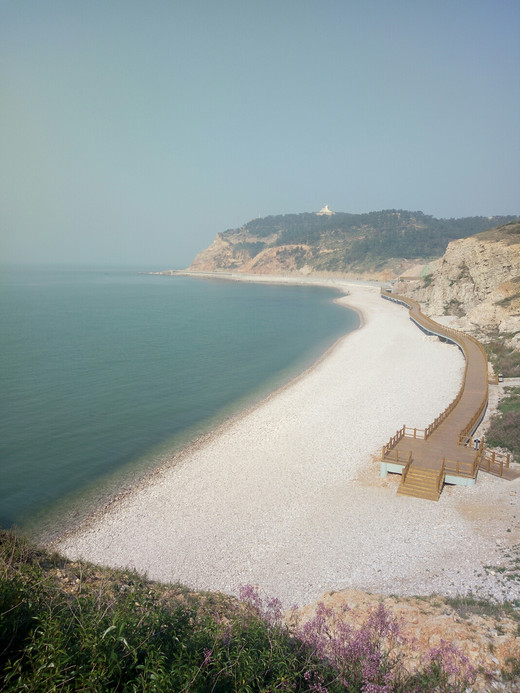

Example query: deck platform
[380,291,519,499]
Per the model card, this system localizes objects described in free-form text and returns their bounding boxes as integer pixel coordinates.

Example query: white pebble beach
[55,280,520,606]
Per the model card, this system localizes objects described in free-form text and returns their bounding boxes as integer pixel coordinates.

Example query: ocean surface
[0,266,359,534]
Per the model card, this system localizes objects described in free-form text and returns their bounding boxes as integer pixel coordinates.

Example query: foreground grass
[0,529,484,692]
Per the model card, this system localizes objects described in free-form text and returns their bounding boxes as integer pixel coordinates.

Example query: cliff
[187,210,517,280]
[393,221,520,346]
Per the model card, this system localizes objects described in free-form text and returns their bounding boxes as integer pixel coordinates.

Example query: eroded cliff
[393,221,520,345]
[186,210,516,279]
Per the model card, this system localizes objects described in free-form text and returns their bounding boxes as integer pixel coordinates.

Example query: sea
[0,266,359,537]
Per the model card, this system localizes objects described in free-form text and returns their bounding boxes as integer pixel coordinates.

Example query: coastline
[55,276,520,606]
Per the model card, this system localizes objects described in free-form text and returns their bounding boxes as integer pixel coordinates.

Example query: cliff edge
[187,210,516,280]
[393,221,520,346]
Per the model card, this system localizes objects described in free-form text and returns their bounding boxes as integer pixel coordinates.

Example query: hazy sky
[1,1,519,267]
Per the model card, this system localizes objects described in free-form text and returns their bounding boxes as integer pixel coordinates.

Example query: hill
[187,209,518,279]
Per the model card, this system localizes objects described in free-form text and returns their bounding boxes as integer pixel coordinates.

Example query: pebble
[54,284,520,607]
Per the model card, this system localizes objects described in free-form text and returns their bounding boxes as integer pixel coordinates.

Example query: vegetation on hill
[485,339,520,379]
[213,211,518,274]
[475,219,520,245]
[1,530,484,692]
[486,386,520,460]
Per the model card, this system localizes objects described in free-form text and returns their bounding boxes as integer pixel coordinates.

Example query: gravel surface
[56,282,520,606]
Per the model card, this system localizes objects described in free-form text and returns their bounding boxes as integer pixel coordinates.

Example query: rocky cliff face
[393,221,520,345]
[187,210,518,279]
[188,229,430,281]
[188,233,312,275]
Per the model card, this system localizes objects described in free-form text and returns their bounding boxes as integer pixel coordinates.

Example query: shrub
[484,341,520,378]
[486,387,520,459]
[0,533,479,692]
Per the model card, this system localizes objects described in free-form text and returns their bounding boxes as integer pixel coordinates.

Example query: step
[397,485,440,501]
[400,485,439,496]
[404,477,439,486]
[398,466,443,500]
[406,467,441,476]
[404,474,438,485]
[399,485,440,497]
[401,475,440,488]
[398,479,441,496]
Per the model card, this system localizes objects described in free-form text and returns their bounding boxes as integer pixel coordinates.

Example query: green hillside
[216,210,518,273]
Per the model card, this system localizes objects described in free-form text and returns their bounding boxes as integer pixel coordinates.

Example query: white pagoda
[316,204,334,216]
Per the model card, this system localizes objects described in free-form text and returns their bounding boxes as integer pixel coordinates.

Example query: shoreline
[55,277,520,607]
[44,282,360,547]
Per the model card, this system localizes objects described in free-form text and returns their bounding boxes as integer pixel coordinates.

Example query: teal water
[0,267,358,532]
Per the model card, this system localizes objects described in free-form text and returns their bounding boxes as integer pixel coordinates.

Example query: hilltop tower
[316,204,334,216]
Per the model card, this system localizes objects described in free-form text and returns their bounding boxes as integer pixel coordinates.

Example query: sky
[1,0,519,267]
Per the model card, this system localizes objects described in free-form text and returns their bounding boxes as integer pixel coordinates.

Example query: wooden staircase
[380,289,492,501]
[397,465,443,501]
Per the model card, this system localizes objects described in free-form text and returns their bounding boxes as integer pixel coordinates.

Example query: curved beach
[56,282,520,605]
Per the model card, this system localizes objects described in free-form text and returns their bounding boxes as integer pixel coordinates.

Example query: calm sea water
[0,267,358,533]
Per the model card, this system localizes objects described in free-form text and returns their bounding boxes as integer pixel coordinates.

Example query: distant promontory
[187,208,518,280]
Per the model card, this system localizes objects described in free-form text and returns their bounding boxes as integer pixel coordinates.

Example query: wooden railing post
[381,290,491,492]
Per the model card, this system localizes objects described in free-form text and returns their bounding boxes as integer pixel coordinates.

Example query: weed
[0,530,500,693]
[502,656,520,684]
[484,341,520,378]
[444,594,519,621]
[444,298,465,317]
[485,387,520,458]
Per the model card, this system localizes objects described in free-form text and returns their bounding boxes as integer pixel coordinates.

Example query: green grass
[486,387,520,459]
[0,530,483,692]
[484,341,520,378]
[443,594,520,621]
[0,531,328,692]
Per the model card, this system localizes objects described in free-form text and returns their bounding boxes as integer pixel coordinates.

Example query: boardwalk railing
[458,388,488,445]
[381,425,406,457]
[437,460,446,494]
[379,289,518,494]
[443,454,480,478]
[480,449,511,477]
[401,456,413,483]
[457,435,486,450]
[425,388,465,439]
[381,290,488,452]
[381,440,413,466]
[403,426,427,439]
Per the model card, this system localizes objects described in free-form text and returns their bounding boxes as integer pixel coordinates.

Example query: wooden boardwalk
[380,290,519,500]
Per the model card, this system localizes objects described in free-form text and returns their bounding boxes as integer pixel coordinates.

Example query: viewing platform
[380,290,519,500]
